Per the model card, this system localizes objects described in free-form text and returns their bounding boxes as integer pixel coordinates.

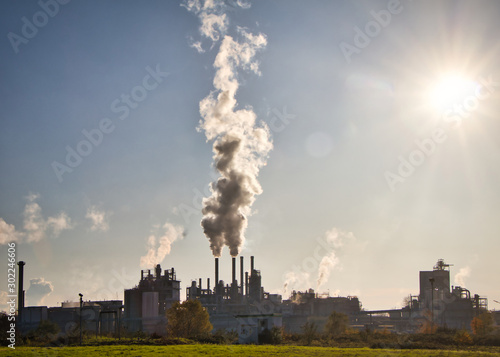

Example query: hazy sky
[1,0,499,311]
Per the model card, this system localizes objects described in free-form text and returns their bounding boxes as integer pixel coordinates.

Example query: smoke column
[454,266,471,287]
[316,228,354,290]
[185,1,271,257]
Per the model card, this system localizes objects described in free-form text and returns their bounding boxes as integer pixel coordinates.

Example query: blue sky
[1,0,499,311]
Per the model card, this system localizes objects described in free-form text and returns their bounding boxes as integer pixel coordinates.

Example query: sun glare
[428,74,477,111]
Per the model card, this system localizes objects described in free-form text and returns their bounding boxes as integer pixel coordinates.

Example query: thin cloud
[86,206,111,232]
[23,194,72,243]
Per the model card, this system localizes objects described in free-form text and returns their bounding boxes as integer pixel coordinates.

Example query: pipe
[240,256,244,295]
[251,256,254,273]
[232,257,236,284]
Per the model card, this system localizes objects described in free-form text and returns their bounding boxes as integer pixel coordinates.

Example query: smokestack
[245,271,249,296]
[251,256,254,273]
[232,257,236,284]
[207,278,210,292]
[215,258,219,292]
[240,256,244,295]
[199,278,202,290]
[18,261,25,322]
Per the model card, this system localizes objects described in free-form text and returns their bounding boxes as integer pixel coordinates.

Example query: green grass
[2,345,500,356]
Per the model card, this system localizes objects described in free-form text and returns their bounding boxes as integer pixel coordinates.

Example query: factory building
[123,264,180,335]
[359,259,488,332]
[16,262,123,336]
[15,258,491,339]
[281,290,361,333]
[186,256,283,335]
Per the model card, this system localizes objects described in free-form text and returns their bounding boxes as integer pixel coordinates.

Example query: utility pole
[79,293,83,345]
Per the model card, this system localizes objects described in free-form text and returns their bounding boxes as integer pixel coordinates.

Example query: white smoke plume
[316,228,355,291]
[26,277,53,306]
[23,193,72,243]
[283,271,311,298]
[454,266,471,287]
[185,0,271,258]
[140,222,185,268]
[86,205,111,232]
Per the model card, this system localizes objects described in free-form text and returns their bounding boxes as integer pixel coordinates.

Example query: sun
[427,74,477,112]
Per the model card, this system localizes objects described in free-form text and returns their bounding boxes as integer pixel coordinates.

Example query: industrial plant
[14,257,496,343]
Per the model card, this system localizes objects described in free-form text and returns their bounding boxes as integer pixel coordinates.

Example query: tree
[166,300,213,338]
[471,311,494,336]
[301,321,317,346]
[325,311,349,337]
[34,319,60,339]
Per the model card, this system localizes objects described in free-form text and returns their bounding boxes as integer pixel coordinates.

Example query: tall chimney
[207,278,210,292]
[245,271,249,296]
[199,278,202,290]
[232,257,236,284]
[251,256,254,273]
[240,256,244,295]
[18,261,25,323]
[215,258,219,293]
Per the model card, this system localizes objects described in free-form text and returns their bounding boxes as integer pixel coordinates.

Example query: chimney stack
[251,256,254,274]
[240,256,244,295]
[215,258,219,293]
[18,261,25,323]
[245,271,249,296]
[232,257,236,284]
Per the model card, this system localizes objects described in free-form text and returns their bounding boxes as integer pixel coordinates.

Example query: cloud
[26,278,54,306]
[23,193,72,243]
[86,206,111,232]
[0,218,21,244]
[140,222,185,268]
[0,291,9,313]
[454,266,471,287]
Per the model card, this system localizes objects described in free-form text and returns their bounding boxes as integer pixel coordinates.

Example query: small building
[124,264,180,335]
[236,313,282,344]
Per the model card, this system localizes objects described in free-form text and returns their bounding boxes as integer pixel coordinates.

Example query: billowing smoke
[185,1,271,257]
[140,222,185,268]
[26,277,53,306]
[454,266,471,287]
[316,228,354,290]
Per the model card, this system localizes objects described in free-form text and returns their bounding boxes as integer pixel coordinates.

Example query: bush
[454,330,473,345]
[258,327,283,345]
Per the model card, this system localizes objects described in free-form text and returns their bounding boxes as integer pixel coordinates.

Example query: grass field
[2,345,500,356]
